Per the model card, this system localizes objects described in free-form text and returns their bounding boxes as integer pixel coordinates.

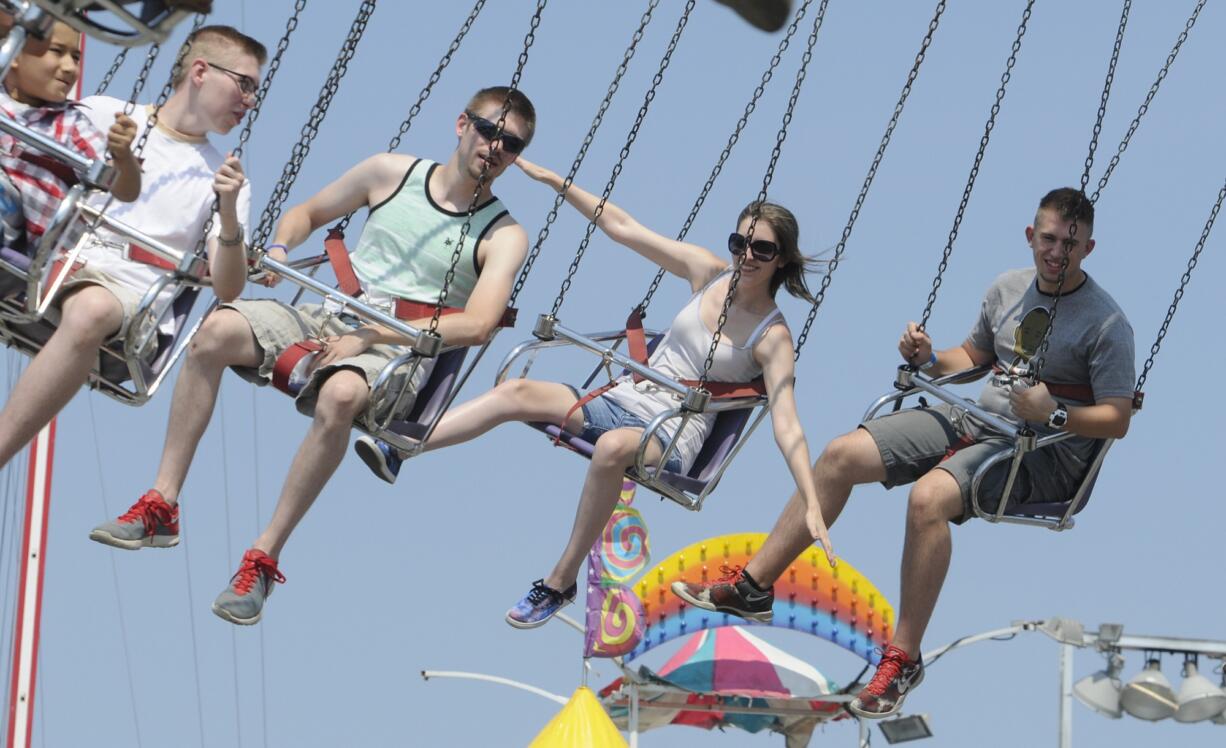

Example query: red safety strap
[40,258,84,302]
[556,308,766,445]
[128,244,175,270]
[323,228,516,327]
[992,364,1095,403]
[271,339,323,394]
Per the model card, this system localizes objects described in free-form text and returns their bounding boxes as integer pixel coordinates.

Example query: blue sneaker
[354,435,403,484]
[505,579,577,629]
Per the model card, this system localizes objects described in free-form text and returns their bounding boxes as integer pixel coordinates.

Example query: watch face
[1049,407,1068,428]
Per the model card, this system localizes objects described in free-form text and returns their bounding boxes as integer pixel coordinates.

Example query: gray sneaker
[211,549,285,626]
[89,490,180,550]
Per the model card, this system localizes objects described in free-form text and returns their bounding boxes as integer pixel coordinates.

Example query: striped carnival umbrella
[600,626,848,747]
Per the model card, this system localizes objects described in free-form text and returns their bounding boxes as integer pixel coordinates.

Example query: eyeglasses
[728,232,780,262]
[464,111,527,155]
[207,62,258,98]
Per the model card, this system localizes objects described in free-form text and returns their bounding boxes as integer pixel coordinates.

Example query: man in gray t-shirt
[671,187,1135,720]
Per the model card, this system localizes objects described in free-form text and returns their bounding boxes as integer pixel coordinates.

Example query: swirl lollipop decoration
[584,481,649,659]
[599,481,650,583]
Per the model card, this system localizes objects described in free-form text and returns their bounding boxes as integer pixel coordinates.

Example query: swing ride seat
[496,320,769,512]
[862,364,1112,531]
[26,0,208,47]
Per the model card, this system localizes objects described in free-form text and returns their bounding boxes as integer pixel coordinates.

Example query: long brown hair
[738,201,818,303]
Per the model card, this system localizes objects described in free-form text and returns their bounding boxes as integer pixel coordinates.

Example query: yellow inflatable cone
[528,687,628,747]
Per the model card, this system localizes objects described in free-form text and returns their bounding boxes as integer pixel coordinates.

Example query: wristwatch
[1046,404,1069,429]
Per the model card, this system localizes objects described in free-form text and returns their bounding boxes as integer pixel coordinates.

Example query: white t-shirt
[75,95,252,297]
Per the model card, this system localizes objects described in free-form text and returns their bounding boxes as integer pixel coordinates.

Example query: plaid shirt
[0,91,106,242]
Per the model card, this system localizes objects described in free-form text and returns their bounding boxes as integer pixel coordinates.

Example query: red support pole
[5,420,55,748]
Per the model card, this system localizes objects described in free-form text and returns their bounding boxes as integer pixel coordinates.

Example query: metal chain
[637,0,813,315]
[185,0,308,260]
[509,0,659,308]
[792,0,946,359]
[698,0,828,387]
[93,48,129,96]
[917,0,1033,332]
[1133,177,1225,396]
[547,0,697,319]
[1030,0,1130,379]
[251,0,377,251]
[334,0,488,235]
[131,13,207,157]
[1089,0,1205,204]
[426,0,547,336]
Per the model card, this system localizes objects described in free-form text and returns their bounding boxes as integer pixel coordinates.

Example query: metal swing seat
[2,0,209,49]
[862,364,1122,531]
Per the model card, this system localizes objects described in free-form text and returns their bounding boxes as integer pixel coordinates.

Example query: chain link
[637,0,813,315]
[1133,178,1225,396]
[698,0,828,386]
[1089,0,1205,204]
[251,1,377,251]
[547,0,696,320]
[131,13,207,157]
[510,0,659,308]
[917,0,1033,332]
[334,0,488,235]
[792,0,946,359]
[93,48,129,96]
[427,0,548,336]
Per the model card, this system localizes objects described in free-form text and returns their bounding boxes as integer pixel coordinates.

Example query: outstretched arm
[516,157,726,293]
[755,324,836,566]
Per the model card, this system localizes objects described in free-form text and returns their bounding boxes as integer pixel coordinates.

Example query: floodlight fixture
[1175,658,1226,723]
[1074,652,1124,719]
[1097,623,1124,644]
[878,714,934,744]
[1120,657,1177,721]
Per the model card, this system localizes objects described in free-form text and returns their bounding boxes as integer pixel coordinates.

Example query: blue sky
[2,1,1224,746]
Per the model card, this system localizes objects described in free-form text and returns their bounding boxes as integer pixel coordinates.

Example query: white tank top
[603,270,785,471]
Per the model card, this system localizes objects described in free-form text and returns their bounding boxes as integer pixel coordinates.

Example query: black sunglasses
[464,111,527,155]
[728,232,780,262]
[207,62,258,97]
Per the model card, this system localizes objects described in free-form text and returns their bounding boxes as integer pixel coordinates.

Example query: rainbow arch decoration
[627,533,893,664]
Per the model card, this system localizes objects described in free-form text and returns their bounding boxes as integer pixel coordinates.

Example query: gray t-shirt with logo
[965,268,1135,468]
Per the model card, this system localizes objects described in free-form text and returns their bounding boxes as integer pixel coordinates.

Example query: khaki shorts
[50,264,148,345]
[860,403,1083,524]
[221,299,430,428]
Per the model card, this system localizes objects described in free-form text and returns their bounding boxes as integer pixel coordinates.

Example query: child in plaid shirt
[0,19,140,251]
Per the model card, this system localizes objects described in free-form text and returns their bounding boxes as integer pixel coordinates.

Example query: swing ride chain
[93,48,128,96]
[548,0,696,320]
[1133,178,1225,397]
[698,0,828,388]
[334,0,488,235]
[251,0,377,251]
[637,0,813,316]
[428,0,547,336]
[917,0,1033,333]
[1089,0,1205,204]
[1029,0,1130,380]
[187,0,308,260]
[509,0,660,308]
[792,0,946,360]
[131,13,207,158]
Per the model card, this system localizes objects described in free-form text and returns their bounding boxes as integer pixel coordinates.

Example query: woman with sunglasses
[416,157,835,628]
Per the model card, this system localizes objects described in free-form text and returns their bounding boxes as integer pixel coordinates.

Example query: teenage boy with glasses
[90,86,536,627]
[0,24,265,474]
[674,188,1135,719]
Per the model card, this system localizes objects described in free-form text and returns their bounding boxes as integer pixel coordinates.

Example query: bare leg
[153,309,261,504]
[543,427,661,591]
[253,369,369,559]
[890,468,964,656]
[745,427,887,586]
[423,378,584,451]
[0,286,123,467]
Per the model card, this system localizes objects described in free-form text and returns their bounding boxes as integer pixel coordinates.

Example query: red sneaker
[89,490,180,550]
[211,549,285,626]
[849,644,925,719]
[670,565,775,623]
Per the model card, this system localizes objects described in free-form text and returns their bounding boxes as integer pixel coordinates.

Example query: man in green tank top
[90,86,535,626]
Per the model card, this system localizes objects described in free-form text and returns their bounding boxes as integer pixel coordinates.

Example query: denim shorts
[574,389,685,474]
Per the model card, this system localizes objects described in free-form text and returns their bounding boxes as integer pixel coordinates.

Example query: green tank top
[349,159,509,308]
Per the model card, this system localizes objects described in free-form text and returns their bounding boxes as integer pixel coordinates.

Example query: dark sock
[740,568,766,593]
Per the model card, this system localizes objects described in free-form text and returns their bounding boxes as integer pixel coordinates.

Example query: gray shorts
[222,299,429,428]
[861,403,1080,524]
